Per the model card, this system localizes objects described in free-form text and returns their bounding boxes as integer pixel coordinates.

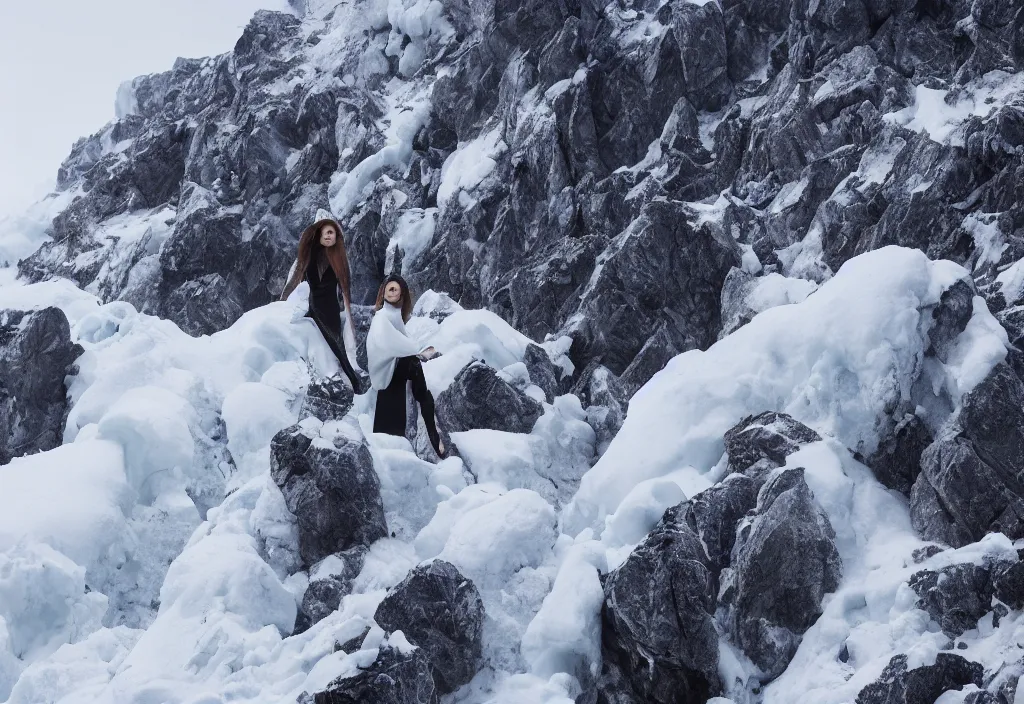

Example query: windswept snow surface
[0,241,1012,704]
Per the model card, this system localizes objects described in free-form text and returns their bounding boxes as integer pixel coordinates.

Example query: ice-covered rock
[309,644,437,704]
[436,361,544,435]
[299,375,356,423]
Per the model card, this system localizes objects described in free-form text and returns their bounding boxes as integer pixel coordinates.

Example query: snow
[437,127,507,210]
[386,206,437,273]
[884,69,1024,147]
[564,246,1006,538]
[998,257,1024,304]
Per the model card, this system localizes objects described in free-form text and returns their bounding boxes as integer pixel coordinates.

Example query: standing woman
[281,209,364,393]
[366,274,446,458]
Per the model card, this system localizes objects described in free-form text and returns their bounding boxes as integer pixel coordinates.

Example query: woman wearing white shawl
[367,274,446,458]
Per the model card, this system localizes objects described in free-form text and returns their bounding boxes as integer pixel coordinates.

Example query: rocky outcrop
[909,561,1000,638]
[723,468,842,679]
[679,474,759,572]
[373,560,484,694]
[270,424,387,565]
[911,364,1024,547]
[572,362,628,456]
[436,362,544,435]
[522,343,563,403]
[866,413,932,496]
[596,504,721,703]
[0,308,82,465]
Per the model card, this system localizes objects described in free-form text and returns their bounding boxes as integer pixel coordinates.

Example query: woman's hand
[419,346,438,360]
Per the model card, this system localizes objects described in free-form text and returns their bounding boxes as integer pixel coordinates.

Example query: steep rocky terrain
[3,0,1024,703]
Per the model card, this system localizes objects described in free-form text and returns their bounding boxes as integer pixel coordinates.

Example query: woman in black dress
[366,274,446,458]
[280,209,363,392]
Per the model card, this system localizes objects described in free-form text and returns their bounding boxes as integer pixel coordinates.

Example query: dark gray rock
[373,560,484,694]
[724,411,822,476]
[522,343,562,403]
[572,362,628,456]
[855,653,984,704]
[296,546,368,633]
[311,645,438,704]
[728,468,842,679]
[993,555,1024,610]
[596,504,721,703]
[909,561,999,637]
[866,413,933,495]
[911,364,1024,547]
[436,362,544,435]
[679,474,759,572]
[270,424,387,566]
[0,308,82,465]
[299,375,356,422]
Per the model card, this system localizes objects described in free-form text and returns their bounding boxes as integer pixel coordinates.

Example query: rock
[597,504,721,703]
[728,468,842,679]
[436,362,544,435]
[908,561,998,637]
[311,645,438,704]
[572,362,628,456]
[335,626,372,654]
[522,343,562,403]
[0,308,82,465]
[993,558,1024,609]
[299,375,356,422]
[723,411,822,476]
[855,653,984,704]
[296,546,368,633]
[679,474,759,572]
[927,279,975,363]
[866,413,932,495]
[373,560,485,694]
[270,424,387,566]
[911,364,1024,547]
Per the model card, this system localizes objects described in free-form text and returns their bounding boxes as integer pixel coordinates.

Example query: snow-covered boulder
[297,545,368,632]
[309,643,437,704]
[436,361,544,435]
[0,307,81,464]
[596,504,721,703]
[855,653,983,704]
[270,423,388,565]
[678,474,759,572]
[908,560,1002,638]
[724,411,822,477]
[373,559,485,694]
[724,468,842,679]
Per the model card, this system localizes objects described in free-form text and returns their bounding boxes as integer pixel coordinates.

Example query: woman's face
[384,280,403,304]
[319,225,338,247]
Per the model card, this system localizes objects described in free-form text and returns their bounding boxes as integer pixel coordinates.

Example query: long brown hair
[280,218,353,318]
[374,274,413,323]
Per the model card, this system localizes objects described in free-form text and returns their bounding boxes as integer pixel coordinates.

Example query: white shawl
[366,303,425,390]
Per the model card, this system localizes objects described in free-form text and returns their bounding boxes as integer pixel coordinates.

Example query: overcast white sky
[0,0,291,220]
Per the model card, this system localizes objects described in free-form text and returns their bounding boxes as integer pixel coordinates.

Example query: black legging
[373,356,440,447]
[306,308,361,392]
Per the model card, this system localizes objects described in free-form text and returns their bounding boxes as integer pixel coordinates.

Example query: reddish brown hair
[280,218,353,317]
[374,274,413,323]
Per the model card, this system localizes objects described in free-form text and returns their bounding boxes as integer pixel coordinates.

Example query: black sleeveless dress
[305,258,361,391]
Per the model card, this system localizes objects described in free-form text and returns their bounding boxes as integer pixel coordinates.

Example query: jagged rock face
[855,653,984,704]
[724,411,822,476]
[911,364,1024,547]
[724,467,842,679]
[310,645,438,704]
[597,504,721,703]
[269,424,387,565]
[521,343,563,403]
[299,375,356,423]
[436,362,544,435]
[373,560,485,694]
[296,546,368,633]
[0,308,82,465]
